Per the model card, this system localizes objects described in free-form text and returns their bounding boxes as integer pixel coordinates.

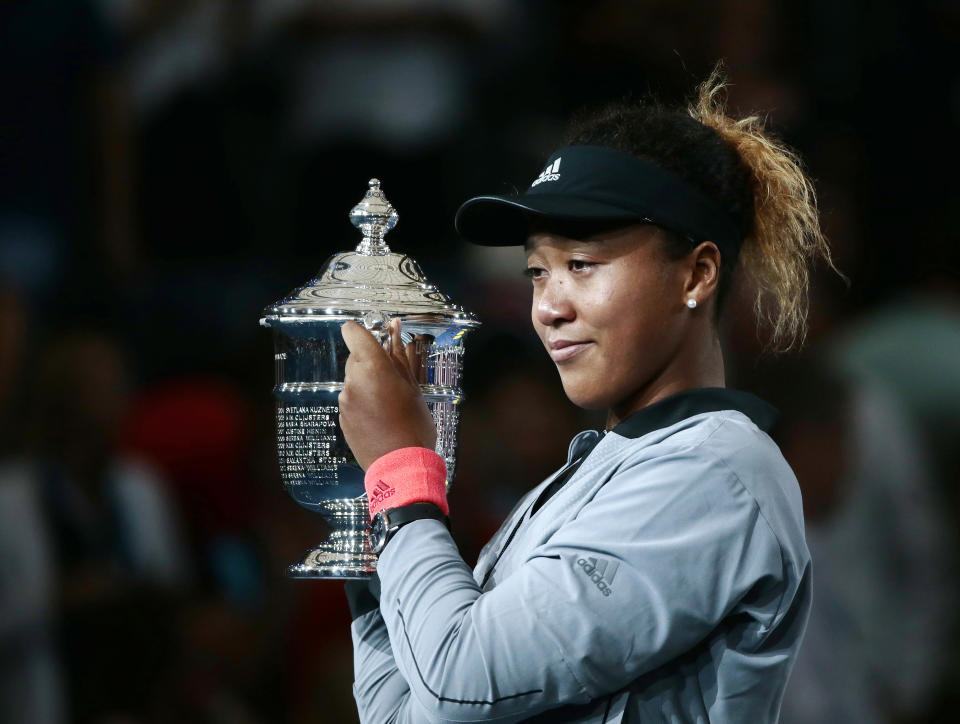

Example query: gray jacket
[350,388,811,722]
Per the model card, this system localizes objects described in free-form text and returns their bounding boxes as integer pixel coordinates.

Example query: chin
[558,364,642,412]
[558,377,613,410]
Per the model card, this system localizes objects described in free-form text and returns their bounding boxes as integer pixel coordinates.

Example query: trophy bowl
[260,180,479,579]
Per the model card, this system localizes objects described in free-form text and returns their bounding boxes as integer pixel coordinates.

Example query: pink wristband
[364,447,449,519]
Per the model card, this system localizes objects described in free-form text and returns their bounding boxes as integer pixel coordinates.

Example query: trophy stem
[287,498,377,579]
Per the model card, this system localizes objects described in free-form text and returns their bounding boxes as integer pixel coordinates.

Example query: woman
[338,69,839,723]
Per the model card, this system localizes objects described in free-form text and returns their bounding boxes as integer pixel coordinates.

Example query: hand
[339,318,437,470]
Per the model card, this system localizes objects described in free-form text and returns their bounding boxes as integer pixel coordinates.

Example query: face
[525,224,690,414]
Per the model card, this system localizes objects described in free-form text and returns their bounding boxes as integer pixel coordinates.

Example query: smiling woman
[524,222,725,425]
[340,66,839,724]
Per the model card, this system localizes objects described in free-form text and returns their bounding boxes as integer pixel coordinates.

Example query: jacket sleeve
[350,608,414,723]
[365,447,786,723]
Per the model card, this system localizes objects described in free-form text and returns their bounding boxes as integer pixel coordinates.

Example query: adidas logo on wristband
[371,480,396,506]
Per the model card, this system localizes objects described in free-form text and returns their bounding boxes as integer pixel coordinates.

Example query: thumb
[340,320,387,362]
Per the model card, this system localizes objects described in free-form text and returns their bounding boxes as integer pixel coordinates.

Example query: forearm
[351,605,419,724]
[375,520,588,722]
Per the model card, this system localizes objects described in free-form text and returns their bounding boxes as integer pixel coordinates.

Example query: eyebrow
[525,237,606,257]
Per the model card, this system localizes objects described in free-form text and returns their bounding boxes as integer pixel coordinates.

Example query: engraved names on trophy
[426,345,464,387]
[276,403,347,485]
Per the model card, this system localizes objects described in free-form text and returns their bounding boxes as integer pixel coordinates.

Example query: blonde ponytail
[689,65,845,351]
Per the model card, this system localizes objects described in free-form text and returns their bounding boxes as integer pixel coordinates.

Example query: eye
[568,259,596,273]
[523,266,546,281]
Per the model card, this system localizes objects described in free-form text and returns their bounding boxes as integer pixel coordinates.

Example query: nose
[535,277,575,327]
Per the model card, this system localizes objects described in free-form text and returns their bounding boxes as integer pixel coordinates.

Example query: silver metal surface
[261,178,479,322]
[261,179,478,580]
[350,178,397,256]
[276,381,463,399]
[287,498,376,579]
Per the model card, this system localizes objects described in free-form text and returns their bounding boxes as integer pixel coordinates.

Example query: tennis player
[338,68,840,723]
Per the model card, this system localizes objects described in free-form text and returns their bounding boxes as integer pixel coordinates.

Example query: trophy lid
[261,179,479,328]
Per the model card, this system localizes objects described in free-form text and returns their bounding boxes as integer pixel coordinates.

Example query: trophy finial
[350,178,398,255]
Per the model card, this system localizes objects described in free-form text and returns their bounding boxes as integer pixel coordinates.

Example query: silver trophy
[261,179,479,579]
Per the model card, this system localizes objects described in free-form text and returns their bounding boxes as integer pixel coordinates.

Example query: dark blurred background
[1,1,958,722]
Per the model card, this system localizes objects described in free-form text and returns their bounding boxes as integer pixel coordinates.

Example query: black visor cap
[455,194,647,247]
[454,145,742,262]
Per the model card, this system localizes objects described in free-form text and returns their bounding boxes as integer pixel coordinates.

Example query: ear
[683,241,722,305]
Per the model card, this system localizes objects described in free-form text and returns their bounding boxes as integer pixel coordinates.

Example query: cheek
[583,283,649,337]
[589,278,675,369]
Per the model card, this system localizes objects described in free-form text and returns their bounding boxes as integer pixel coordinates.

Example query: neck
[605,326,725,429]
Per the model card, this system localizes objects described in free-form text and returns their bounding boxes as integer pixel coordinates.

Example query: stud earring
[686,298,698,309]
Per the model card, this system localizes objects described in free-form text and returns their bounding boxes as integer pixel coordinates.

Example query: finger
[389,317,402,354]
[390,320,420,386]
[389,319,407,370]
[341,321,389,365]
[382,317,395,357]
[406,335,422,383]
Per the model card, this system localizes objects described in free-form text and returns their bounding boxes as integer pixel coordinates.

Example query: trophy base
[287,498,376,579]
[288,543,377,579]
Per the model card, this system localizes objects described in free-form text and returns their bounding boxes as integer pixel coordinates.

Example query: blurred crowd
[1,1,958,722]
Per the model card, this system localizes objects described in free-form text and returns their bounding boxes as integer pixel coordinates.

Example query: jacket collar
[610,387,778,439]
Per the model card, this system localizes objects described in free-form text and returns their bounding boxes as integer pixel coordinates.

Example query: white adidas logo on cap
[531,157,561,187]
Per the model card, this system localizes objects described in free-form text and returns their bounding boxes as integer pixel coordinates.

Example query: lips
[548,339,592,363]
